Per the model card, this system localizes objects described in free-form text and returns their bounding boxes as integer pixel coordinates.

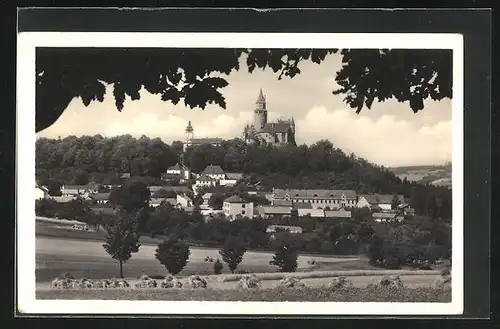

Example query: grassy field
[36,286,451,302]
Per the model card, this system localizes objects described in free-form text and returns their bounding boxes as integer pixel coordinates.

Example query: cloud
[296,106,452,167]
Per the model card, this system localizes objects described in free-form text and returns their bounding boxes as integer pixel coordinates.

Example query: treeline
[36,135,452,219]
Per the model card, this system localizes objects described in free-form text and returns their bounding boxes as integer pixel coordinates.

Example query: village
[35,160,416,233]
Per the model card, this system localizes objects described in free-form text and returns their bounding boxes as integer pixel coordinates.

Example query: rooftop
[261,122,292,134]
[224,195,246,203]
[201,165,225,175]
[274,189,357,199]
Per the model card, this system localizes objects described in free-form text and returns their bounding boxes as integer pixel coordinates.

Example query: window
[242,210,246,215]
[242,204,245,208]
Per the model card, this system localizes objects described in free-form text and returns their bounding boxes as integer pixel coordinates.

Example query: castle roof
[261,122,292,134]
[256,88,266,103]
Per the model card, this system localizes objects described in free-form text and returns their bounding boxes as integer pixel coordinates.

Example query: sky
[36,52,452,167]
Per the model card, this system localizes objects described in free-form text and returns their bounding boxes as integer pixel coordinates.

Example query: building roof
[202,193,213,199]
[161,173,184,180]
[274,199,293,207]
[62,185,89,190]
[225,172,244,180]
[201,165,225,175]
[150,198,166,205]
[50,196,77,203]
[148,186,164,192]
[257,88,266,103]
[274,189,357,199]
[261,122,292,134]
[189,138,224,144]
[359,194,405,204]
[294,202,313,210]
[324,209,352,218]
[178,194,192,202]
[224,195,246,203]
[266,225,303,234]
[167,163,184,171]
[197,174,216,182]
[372,212,397,219]
[259,206,292,215]
[90,193,110,201]
[160,186,192,193]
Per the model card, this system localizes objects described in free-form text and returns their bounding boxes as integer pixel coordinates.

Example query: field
[36,286,451,302]
[36,218,362,282]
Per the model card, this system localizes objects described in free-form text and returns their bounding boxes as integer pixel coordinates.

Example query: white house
[150,198,167,208]
[357,194,405,211]
[223,195,254,220]
[200,165,226,181]
[61,184,96,197]
[176,194,193,208]
[163,163,191,181]
[219,172,244,187]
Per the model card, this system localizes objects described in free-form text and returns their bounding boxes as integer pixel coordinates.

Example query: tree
[213,259,223,275]
[269,233,300,272]
[209,193,226,210]
[36,48,451,133]
[219,236,247,274]
[155,237,191,276]
[47,180,62,196]
[102,210,141,278]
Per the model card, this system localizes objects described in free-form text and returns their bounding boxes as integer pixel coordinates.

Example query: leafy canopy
[36,48,452,132]
[219,236,247,274]
[155,237,191,275]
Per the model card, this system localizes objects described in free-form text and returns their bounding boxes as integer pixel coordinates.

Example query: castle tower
[185,120,194,142]
[254,88,268,131]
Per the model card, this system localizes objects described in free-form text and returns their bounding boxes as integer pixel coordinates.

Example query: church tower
[185,120,194,142]
[254,88,268,131]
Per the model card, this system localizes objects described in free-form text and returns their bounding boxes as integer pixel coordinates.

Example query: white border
[16,32,464,315]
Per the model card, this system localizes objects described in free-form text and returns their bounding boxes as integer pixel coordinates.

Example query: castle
[243,89,296,146]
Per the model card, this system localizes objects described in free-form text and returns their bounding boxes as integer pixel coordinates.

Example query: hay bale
[378,275,404,289]
[184,275,208,289]
[140,273,151,281]
[160,276,183,288]
[434,275,451,288]
[328,276,353,290]
[237,275,261,289]
[279,276,305,288]
[135,278,157,288]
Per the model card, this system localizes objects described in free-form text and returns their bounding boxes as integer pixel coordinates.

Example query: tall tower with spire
[254,88,268,131]
[185,120,194,142]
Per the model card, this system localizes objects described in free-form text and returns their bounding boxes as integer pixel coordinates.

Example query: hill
[389,164,452,188]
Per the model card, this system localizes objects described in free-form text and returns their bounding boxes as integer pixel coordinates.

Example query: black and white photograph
[17,30,463,315]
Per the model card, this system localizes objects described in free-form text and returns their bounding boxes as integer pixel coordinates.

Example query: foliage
[213,259,223,275]
[219,236,247,274]
[155,237,191,275]
[36,48,452,133]
[270,233,299,272]
[102,209,141,278]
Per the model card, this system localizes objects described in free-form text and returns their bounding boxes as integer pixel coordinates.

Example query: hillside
[389,164,452,188]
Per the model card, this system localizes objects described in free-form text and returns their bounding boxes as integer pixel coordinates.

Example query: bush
[134,276,158,288]
[434,276,451,289]
[237,275,261,289]
[279,276,305,288]
[155,238,191,275]
[328,276,353,290]
[213,259,223,274]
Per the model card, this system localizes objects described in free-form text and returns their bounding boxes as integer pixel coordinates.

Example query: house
[258,205,292,218]
[266,225,303,234]
[200,165,226,181]
[324,208,352,220]
[150,198,167,208]
[35,186,48,200]
[176,194,193,208]
[90,192,110,204]
[50,195,77,203]
[372,212,397,222]
[272,188,357,209]
[223,195,254,220]
[162,163,191,181]
[357,194,405,211]
[219,172,244,187]
[195,175,218,189]
[61,184,98,197]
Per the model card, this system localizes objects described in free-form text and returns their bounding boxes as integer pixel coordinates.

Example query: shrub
[213,259,223,274]
[328,276,353,290]
[279,275,305,288]
[219,237,247,274]
[184,275,208,289]
[237,275,262,289]
[434,276,451,289]
[155,237,191,275]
